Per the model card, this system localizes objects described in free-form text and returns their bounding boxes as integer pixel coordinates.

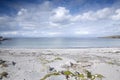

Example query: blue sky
[0,0,120,37]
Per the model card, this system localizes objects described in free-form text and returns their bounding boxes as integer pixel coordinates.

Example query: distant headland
[101,35,120,39]
[0,36,11,41]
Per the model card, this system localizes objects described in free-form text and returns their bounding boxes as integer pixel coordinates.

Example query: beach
[0,48,120,80]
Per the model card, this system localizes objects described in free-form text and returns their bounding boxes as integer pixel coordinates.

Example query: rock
[0,36,3,41]
[49,67,55,71]
[12,61,16,66]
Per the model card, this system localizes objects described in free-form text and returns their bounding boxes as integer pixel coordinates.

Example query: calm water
[0,37,120,48]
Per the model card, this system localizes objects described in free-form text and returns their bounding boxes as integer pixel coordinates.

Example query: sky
[0,0,120,37]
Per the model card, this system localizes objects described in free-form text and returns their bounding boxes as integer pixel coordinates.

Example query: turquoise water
[0,37,120,48]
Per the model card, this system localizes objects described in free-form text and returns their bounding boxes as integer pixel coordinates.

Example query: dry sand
[0,48,120,80]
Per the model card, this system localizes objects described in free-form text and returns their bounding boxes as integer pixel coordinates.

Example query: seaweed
[40,70,104,80]
[0,60,6,65]
[40,72,60,80]
[54,57,62,60]
[0,59,8,68]
[1,63,8,67]
[85,70,92,79]
[0,72,8,79]
[39,57,62,64]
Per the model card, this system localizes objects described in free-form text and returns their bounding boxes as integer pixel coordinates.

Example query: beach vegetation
[85,70,92,78]
[0,72,8,79]
[0,59,8,67]
[40,72,60,80]
[39,57,62,64]
[40,70,104,80]
[107,61,114,65]
[54,57,62,60]
[0,60,6,65]
[1,63,8,67]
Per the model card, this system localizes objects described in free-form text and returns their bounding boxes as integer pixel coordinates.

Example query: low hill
[102,35,120,39]
[0,36,11,41]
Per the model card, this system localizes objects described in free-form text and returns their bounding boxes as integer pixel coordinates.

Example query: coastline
[0,48,120,80]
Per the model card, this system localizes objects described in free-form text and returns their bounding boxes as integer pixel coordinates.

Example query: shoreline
[1,47,120,49]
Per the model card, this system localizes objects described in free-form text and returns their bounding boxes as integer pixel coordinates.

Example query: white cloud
[72,11,97,21]
[0,2,120,37]
[15,1,52,30]
[0,16,19,31]
[111,9,120,20]
[1,31,18,36]
[75,31,90,35]
[17,8,27,16]
[72,8,113,21]
[50,7,72,25]
[42,32,61,36]
[96,8,112,19]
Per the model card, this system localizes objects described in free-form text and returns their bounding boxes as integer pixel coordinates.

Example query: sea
[0,37,120,48]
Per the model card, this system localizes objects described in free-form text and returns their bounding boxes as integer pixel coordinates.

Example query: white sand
[0,48,120,80]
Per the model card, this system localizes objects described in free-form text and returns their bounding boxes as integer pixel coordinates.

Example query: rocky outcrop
[0,36,11,41]
[0,36,3,41]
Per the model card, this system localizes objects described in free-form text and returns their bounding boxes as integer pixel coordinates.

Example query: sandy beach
[0,48,120,80]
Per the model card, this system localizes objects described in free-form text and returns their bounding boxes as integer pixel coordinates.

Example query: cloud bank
[0,1,120,37]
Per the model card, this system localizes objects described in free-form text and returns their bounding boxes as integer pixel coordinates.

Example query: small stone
[12,61,16,66]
